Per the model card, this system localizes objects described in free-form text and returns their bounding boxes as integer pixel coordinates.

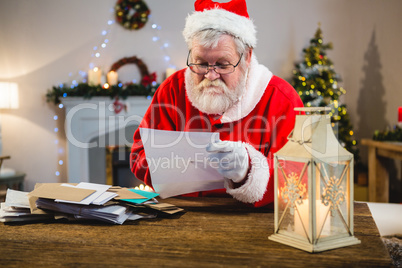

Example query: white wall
[0,0,401,191]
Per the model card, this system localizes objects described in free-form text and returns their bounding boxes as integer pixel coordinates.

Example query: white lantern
[269,107,360,252]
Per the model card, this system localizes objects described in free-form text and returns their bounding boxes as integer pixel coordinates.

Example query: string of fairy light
[53,7,175,179]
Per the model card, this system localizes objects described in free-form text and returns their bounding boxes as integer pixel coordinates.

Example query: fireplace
[105,145,143,188]
[61,97,152,184]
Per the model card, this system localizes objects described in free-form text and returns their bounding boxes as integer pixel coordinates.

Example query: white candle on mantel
[165,68,176,79]
[88,67,102,86]
[107,71,118,86]
[294,200,330,237]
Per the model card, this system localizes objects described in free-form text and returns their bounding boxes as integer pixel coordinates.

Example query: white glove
[206,140,249,183]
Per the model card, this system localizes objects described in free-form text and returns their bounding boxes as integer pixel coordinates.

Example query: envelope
[108,187,145,200]
[28,196,47,215]
[145,203,184,214]
[120,189,159,204]
[28,183,96,202]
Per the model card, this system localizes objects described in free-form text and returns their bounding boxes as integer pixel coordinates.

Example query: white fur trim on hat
[183,8,257,48]
[225,142,269,203]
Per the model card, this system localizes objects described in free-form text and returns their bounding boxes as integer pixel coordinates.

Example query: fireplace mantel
[61,97,152,183]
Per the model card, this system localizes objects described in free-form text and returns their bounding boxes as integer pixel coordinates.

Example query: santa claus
[130,0,303,207]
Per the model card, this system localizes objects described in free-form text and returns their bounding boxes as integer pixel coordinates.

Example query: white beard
[185,69,246,115]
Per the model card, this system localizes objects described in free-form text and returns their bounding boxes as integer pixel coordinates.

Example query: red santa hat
[183,0,257,48]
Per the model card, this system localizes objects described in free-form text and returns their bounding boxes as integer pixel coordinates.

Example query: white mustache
[196,79,227,94]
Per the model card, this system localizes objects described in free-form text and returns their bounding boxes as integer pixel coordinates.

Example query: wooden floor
[0,197,392,267]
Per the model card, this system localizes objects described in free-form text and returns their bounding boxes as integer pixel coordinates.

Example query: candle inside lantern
[88,67,102,86]
[294,200,330,237]
[107,71,118,86]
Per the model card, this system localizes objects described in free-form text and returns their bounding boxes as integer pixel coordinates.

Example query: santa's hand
[206,141,249,183]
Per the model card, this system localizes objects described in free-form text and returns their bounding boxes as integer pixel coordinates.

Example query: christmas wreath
[110,56,149,77]
[109,55,157,88]
[46,56,158,105]
[115,0,150,30]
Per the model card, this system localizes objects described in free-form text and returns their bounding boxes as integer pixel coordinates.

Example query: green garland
[46,81,158,105]
[373,125,402,142]
[46,55,159,104]
[115,0,150,30]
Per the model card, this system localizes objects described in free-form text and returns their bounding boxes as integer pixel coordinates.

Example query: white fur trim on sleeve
[225,143,269,204]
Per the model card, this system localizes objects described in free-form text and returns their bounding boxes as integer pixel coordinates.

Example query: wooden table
[361,139,402,202]
[0,197,391,267]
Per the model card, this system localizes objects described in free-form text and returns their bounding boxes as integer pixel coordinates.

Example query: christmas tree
[291,26,359,163]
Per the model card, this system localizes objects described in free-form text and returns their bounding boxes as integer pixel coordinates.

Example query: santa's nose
[204,68,221,80]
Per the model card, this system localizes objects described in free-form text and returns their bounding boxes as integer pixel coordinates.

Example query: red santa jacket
[130,56,303,207]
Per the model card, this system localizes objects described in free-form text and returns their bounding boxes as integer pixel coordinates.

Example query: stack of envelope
[0,182,184,224]
[0,189,53,223]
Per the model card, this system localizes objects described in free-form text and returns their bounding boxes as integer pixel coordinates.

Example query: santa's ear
[245,49,253,66]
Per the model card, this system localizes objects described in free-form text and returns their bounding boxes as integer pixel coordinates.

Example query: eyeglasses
[186,51,243,75]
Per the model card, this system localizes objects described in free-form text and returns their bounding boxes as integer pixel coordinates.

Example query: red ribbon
[141,72,157,87]
[113,97,127,114]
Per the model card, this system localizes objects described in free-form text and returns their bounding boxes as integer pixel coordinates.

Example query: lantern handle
[294,107,331,115]
[287,130,312,144]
